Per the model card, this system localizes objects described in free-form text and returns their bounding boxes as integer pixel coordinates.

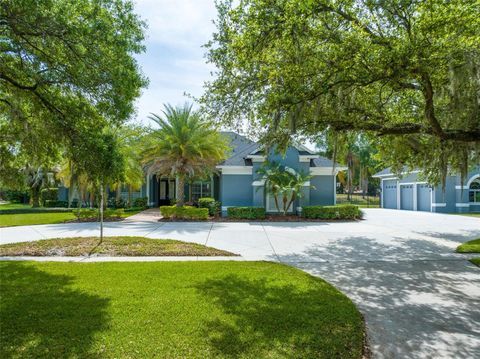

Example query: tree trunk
[176,176,185,207]
[128,185,132,207]
[31,187,41,207]
[99,182,104,244]
[282,193,288,215]
[89,192,95,209]
[116,184,121,200]
[273,193,280,213]
[285,192,296,215]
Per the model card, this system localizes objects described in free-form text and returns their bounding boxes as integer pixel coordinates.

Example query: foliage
[1,0,147,192]
[44,200,68,208]
[0,189,28,203]
[227,207,266,219]
[0,237,237,257]
[257,161,312,215]
[133,197,148,208]
[143,103,229,206]
[302,205,362,220]
[108,197,126,209]
[198,197,221,216]
[40,188,59,206]
[203,0,480,185]
[23,166,56,207]
[74,208,124,221]
[160,205,209,220]
[0,261,364,358]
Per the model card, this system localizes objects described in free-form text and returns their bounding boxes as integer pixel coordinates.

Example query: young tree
[202,0,480,185]
[257,162,312,215]
[142,103,229,207]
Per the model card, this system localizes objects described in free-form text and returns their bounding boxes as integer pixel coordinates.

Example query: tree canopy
[0,0,147,186]
[202,0,480,184]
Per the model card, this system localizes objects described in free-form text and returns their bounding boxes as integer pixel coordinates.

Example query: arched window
[469,178,480,203]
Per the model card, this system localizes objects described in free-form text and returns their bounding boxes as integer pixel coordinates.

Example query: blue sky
[133,0,217,124]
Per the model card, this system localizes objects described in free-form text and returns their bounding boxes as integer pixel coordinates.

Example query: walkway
[1,209,479,358]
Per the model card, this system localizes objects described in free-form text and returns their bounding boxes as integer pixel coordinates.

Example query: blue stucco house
[142,132,345,214]
[373,165,480,213]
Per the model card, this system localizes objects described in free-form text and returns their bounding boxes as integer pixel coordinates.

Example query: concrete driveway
[1,209,479,358]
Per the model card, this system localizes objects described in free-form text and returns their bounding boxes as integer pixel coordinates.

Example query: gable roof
[220,131,344,169]
[372,166,420,178]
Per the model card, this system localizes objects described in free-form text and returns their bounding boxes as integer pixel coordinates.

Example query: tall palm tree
[142,103,229,207]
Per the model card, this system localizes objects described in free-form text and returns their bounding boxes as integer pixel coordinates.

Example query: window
[191,180,212,202]
[469,179,480,203]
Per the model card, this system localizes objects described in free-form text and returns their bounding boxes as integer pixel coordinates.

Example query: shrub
[227,207,266,219]
[302,204,362,220]
[44,200,68,208]
[160,205,209,220]
[133,197,148,208]
[198,197,221,217]
[75,209,97,220]
[40,188,58,206]
[104,208,125,219]
[108,197,126,209]
[74,208,124,220]
[1,189,29,203]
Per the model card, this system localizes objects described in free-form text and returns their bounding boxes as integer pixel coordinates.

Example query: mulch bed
[159,215,361,223]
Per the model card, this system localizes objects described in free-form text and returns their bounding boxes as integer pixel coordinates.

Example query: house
[144,132,345,214]
[373,166,480,213]
[57,132,345,213]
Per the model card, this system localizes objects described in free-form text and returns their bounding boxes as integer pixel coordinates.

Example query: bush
[302,205,362,220]
[74,208,124,220]
[198,197,221,217]
[40,188,58,206]
[133,197,148,208]
[108,197,126,209]
[1,189,29,203]
[227,207,266,219]
[160,205,209,220]
[44,200,68,208]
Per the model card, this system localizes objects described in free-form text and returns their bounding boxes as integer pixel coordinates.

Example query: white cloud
[132,0,218,123]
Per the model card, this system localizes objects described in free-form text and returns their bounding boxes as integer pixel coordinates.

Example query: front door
[159,179,176,206]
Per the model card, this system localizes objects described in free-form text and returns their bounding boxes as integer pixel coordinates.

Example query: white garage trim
[455,203,470,207]
[431,203,447,207]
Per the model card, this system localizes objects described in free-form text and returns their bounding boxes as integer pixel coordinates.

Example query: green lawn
[0,261,365,358]
[456,239,480,253]
[0,203,30,210]
[0,210,141,227]
[470,258,480,267]
[454,212,480,218]
[0,237,236,257]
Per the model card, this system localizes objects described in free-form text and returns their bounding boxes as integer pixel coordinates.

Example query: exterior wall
[220,174,253,209]
[310,175,335,205]
[382,179,398,209]
[432,176,456,213]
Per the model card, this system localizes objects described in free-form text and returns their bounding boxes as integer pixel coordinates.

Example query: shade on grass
[0,261,364,358]
[470,258,480,267]
[456,239,480,253]
[0,237,236,257]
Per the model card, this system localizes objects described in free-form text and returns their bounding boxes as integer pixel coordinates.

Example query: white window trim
[432,203,447,207]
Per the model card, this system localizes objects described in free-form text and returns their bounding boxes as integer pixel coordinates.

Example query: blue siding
[220,174,253,207]
[310,176,335,205]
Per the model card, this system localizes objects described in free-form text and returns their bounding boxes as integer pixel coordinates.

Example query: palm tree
[23,165,55,207]
[257,161,313,215]
[142,103,229,207]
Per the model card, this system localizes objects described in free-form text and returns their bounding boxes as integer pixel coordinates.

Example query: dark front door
[159,179,176,206]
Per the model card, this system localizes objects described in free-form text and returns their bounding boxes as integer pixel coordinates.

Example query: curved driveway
[1,209,479,358]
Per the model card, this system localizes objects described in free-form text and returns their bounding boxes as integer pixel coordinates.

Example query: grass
[0,210,141,227]
[0,236,236,257]
[0,261,364,358]
[470,258,480,267]
[0,202,31,210]
[456,238,480,253]
[336,194,380,208]
[454,212,480,218]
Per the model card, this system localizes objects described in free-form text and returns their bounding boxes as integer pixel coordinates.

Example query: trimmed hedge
[198,197,221,217]
[160,205,209,220]
[74,208,125,220]
[40,188,59,206]
[302,205,362,220]
[0,208,74,215]
[227,207,266,219]
[133,197,148,208]
[44,200,69,208]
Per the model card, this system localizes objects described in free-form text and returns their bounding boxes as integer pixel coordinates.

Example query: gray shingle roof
[220,131,343,168]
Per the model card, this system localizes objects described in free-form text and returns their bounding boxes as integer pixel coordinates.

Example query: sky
[132,0,217,125]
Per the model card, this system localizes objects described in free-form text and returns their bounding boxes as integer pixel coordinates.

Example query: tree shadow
[195,272,364,358]
[0,262,109,358]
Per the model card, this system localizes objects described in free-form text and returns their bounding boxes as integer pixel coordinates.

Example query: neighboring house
[373,166,480,213]
[58,132,345,213]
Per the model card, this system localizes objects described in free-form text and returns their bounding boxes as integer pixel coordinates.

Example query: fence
[336,193,380,208]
